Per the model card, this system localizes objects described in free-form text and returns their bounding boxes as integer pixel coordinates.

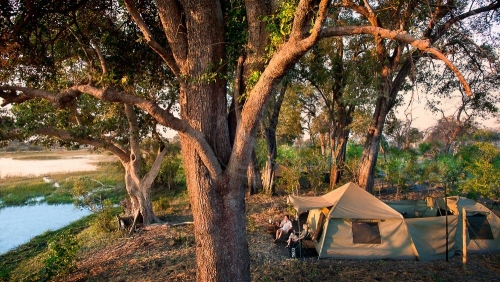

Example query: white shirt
[280,219,293,232]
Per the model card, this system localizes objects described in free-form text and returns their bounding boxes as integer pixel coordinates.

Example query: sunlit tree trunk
[357,94,390,193]
[123,104,167,224]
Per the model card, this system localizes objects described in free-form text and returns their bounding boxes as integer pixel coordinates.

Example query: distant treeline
[0,141,54,152]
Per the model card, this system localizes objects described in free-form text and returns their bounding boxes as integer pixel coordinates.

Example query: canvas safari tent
[289,182,416,260]
[386,196,500,256]
[448,196,500,253]
[289,182,500,261]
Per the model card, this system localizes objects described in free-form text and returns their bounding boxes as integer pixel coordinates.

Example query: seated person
[286,224,310,248]
[274,215,293,242]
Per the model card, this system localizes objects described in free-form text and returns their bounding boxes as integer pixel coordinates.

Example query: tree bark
[247,150,262,195]
[262,81,287,195]
[329,130,349,187]
[357,95,390,193]
[329,101,354,188]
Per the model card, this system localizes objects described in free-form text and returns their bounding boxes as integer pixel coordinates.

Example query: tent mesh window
[467,213,494,240]
[352,221,381,244]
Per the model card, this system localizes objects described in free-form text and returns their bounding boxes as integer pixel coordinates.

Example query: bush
[89,199,119,234]
[10,233,79,282]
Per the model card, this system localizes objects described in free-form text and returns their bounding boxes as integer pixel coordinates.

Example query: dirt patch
[58,194,500,282]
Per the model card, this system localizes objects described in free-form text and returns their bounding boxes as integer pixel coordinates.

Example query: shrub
[89,199,119,234]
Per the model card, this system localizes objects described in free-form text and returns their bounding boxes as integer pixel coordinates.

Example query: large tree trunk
[127,1,330,280]
[174,3,249,276]
[179,77,249,281]
[357,94,390,193]
[262,81,287,195]
[329,102,353,188]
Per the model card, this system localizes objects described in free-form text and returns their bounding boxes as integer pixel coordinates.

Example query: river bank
[0,150,123,257]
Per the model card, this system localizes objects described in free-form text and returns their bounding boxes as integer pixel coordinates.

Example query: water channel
[0,154,112,254]
[0,203,91,254]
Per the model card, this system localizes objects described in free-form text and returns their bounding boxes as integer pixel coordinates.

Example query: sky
[395,88,500,132]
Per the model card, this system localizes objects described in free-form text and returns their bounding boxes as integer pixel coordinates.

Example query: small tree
[459,142,500,200]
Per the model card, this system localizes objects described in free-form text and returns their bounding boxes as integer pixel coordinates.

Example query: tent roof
[289,182,403,219]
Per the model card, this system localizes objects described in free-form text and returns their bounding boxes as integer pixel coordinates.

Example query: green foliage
[245,70,262,95]
[459,142,500,200]
[276,144,302,193]
[263,0,297,54]
[418,142,433,155]
[153,196,170,213]
[0,181,54,207]
[378,148,419,196]
[37,234,79,280]
[276,86,304,143]
[417,154,464,195]
[72,176,122,213]
[89,199,120,235]
[276,145,329,194]
[141,140,185,191]
[155,154,184,190]
[346,143,363,159]
[472,129,500,141]
[254,138,268,169]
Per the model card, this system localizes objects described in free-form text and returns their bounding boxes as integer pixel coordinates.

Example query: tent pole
[445,182,449,262]
[462,207,467,270]
[297,211,303,259]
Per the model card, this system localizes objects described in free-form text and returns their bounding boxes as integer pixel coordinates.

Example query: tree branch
[123,0,181,77]
[155,0,188,71]
[432,0,500,41]
[320,26,472,96]
[35,127,130,163]
[0,84,222,179]
[141,143,168,190]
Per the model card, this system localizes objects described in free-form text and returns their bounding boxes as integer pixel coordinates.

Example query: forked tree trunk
[124,169,161,224]
[122,104,168,224]
[177,62,249,281]
[124,1,330,280]
[328,103,353,188]
[179,135,249,282]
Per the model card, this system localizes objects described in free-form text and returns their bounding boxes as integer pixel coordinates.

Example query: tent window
[467,214,494,240]
[352,221,381,244]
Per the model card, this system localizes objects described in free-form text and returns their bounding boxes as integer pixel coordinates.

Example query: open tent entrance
[467,213,494,240]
